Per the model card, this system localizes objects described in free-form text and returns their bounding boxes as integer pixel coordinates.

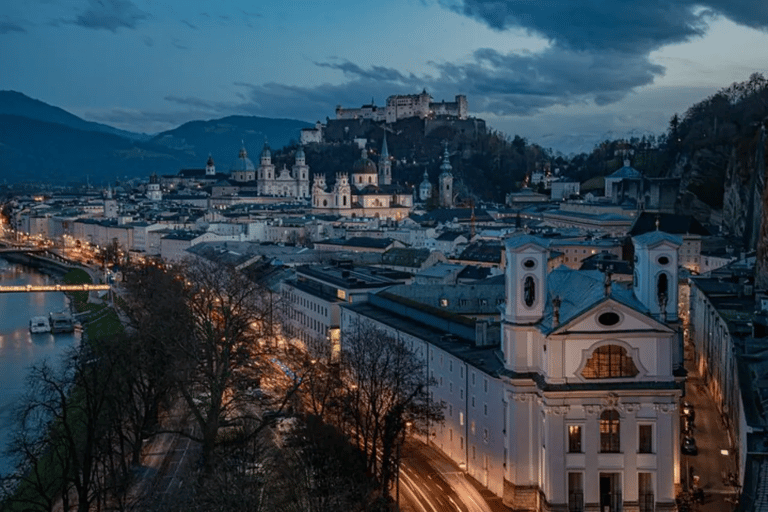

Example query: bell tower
[632,231,682,322]
[438,142,453,208]
[502,234,549,372]
[379,133,392,186]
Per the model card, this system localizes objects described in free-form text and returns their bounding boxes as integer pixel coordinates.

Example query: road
[399,439,500,512]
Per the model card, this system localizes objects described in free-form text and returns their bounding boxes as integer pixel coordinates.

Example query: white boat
[49,311,75,333]
[29,316,51,334]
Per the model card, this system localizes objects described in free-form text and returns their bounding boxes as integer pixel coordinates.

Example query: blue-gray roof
[504,234,550,251]
[633,231,683,248]
[608,164,642,179]
[538,266,652,335]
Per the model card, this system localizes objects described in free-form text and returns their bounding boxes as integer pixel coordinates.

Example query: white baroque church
[337,231,685,512]
[499,231,683,511]
[311,136,413,219]
[229,142,310,199]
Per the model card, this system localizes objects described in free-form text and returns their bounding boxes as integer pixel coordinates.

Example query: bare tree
[172,257,292,472]
[3,347,124,512]
[119,261,192,464]
[339,321,443,494]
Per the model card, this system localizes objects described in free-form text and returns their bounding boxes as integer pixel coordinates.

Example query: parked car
[682,401,695,421]
[682,415,695,435]
[681,436,698,455]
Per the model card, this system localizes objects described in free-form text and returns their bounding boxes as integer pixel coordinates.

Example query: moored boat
[49,311,75,333]
[29,316,51,334]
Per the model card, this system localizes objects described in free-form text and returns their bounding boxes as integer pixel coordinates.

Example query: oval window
[523,258,536,269]
[598,311,621,326]
[657,255,670,265]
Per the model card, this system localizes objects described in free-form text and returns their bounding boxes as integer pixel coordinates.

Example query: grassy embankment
[1,268,124,512]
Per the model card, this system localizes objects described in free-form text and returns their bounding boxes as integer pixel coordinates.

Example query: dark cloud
[0,17,26,34]
[70,0,149,32]
[181,19,198,30]
[314,60,416,83]
[442,0,768,53]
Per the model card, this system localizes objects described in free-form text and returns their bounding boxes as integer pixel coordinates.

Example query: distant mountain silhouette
[151,115,312,167]
[0,115,193,184]
[0,91,312,184]
[0,90,148,141]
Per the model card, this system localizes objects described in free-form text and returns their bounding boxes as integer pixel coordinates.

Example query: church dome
[231,145,255,172]
[353,148,378,175]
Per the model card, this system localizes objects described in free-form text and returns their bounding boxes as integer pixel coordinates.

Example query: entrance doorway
[599,473,621,512]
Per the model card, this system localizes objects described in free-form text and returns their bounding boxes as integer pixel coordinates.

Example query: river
[0,258,80,477]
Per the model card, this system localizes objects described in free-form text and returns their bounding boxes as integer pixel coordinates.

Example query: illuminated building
[501,232,683,511]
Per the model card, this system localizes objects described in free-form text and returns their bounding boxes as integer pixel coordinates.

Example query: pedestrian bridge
[0,284,111,293]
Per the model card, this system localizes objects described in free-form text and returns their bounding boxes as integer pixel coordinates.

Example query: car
[681,436,698,455]
[682,415,695,435]
[682,401,695,420]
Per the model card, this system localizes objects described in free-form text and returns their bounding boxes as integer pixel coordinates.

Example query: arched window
[600,409,620,453]
[343,195,347,206]
[657,273,669,306]
[523,276,535,307]
[582,345,639,379]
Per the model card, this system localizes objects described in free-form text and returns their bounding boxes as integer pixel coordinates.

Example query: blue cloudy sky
[2,0,767,151]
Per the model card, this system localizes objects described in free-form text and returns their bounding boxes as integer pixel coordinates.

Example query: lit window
[582,345,639,379]
[440,298,449,307]
[600,409,621,453]
[568,425,582,453]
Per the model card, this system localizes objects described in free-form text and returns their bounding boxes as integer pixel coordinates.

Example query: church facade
[500,231,683,511]
[311,137,413,219]
[228,143,310,199]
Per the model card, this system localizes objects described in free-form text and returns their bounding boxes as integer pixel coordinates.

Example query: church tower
[292,146,310,198]
[379,134,392,186]
[419,169,432,202]
[438,142,454,208]
[502,235,549,374]
[205,154,216,176]
[632,231,682,322]
[258,142,275,195]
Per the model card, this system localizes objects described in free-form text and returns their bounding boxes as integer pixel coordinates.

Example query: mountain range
[0,91,312,185]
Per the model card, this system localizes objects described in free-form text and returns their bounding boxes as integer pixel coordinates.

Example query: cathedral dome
[353,149,378,174]
[231,146,255,172]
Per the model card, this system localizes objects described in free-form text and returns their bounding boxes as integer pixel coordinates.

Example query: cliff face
[669,121,767,253]
[721,123,767,249]
[750,123,768,290]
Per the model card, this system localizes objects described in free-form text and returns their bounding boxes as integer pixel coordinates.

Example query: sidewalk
[681,342,740,511]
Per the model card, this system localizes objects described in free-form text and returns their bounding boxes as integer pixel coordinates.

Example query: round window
[597,311,621,326]
[657,255,670,265]
[523,258,536,269]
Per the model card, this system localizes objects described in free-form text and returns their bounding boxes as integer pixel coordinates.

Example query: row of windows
[567,411,653,454]
[289,293,328,317]
[439,297,504,307]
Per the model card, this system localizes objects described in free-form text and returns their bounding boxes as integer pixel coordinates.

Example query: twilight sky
[2,0,767,153]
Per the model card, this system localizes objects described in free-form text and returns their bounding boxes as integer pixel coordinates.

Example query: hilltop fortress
[335,90,468,123]
[301,90,482,145]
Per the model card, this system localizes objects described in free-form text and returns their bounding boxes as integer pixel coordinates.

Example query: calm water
[0,258,80,476]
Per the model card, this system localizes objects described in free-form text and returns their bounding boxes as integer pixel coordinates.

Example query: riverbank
[0,251,81,278]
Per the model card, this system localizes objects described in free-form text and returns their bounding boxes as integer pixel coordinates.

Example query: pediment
[551,297,673,336]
